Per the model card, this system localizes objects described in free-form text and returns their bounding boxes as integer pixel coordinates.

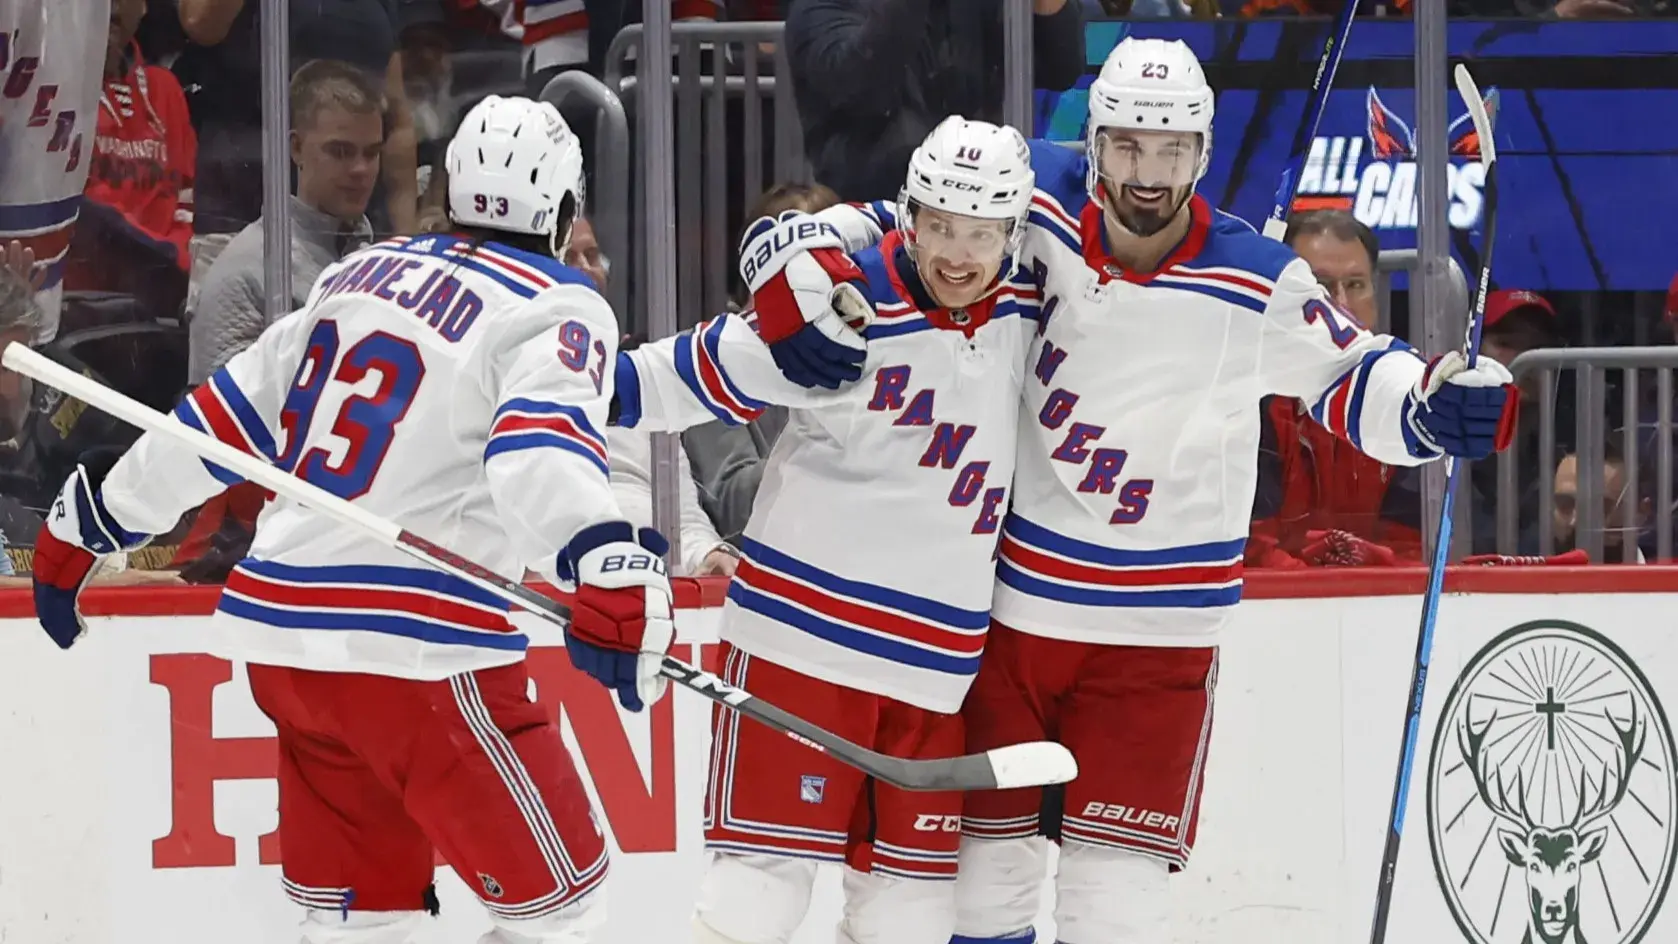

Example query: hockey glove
[32,448,152,649]
[1461,549,1591,566]
[740,211,875,390]
[1404,351,1519,460]
[560,521,675,712]
[1300,529,1400,567]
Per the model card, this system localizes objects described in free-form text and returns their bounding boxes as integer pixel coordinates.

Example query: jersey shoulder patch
[852,245,904,309]
[1191,216,1299,285]
[1026,139,1089,213]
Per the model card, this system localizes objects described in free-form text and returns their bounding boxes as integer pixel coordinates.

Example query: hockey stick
[1366,64,1498,944]
[1260,0,1358,241]
[2,344,1077,794]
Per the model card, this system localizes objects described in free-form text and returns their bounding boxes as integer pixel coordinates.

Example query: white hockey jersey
[620,233,1040,712]
[97,233,626,679]
[822,143,1440,648]
[0,0,108,342]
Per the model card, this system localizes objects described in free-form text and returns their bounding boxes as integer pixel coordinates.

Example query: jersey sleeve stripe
[853,200,898,232]
[1152,273,1270,314]
[171,371,277,485]
[1028,209,1082,255]
[487,399,610,474]
[672,321,763,426]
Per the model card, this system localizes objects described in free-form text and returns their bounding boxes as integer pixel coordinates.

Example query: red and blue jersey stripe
[172,369,278,485]
[727,538,989,677]
[486,397,609,477]
[219,559,521,650]
[996,514,1245,609]
[673,317,768,426]
[1310,338,1432,458]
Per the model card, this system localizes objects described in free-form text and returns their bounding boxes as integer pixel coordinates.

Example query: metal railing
[1497,348,1678,564]
[605,22,810,335]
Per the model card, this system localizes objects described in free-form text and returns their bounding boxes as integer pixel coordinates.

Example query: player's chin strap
[2,343,1075,795]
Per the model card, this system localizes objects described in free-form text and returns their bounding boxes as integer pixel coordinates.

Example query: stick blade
[1452,64,1496,165]
[984,740,1079,790]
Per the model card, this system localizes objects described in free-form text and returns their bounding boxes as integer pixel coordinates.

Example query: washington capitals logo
[1366,86,1499,161]
[1293,86,1497,231]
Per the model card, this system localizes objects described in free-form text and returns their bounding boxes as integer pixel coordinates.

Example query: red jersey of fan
[80,44,195,272]
[1248,396,1423,567]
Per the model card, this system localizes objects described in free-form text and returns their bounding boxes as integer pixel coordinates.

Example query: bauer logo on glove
[33,449,153,649]
[1403,350,1520,461]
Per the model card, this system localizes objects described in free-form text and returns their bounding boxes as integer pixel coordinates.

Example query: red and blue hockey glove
[32,448,152,649]
[558,521,675,712]
[739,211,875,390]
[1403,351,1519,460]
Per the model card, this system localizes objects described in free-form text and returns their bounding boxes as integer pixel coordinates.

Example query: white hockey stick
[4,343,1076,793]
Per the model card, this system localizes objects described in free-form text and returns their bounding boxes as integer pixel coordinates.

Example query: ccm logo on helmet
[913,814,963,832]
[945,181,984,193]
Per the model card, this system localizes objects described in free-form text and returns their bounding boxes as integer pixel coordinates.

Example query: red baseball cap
[1484,289,1556,330]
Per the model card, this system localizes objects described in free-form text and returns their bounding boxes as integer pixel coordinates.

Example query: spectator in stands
[65,0,198,323]
[1248,210,1422,567]
[565,218,738,575]
[513,0,721,89]
[786,0,1085,201]
[1552,439,1651,563]
[1468,288,1564,553]
[682,181,835,543]
[188,60,380,384]
[173,0,419,312]
[0,254,179,585]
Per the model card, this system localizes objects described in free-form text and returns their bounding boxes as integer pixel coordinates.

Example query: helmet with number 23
[1085,38,1214,238]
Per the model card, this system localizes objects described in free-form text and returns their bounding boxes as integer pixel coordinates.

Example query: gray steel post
[1003,0,1034,134]
[1412,1,1460,560]
[260,0,292,321]
[642,0,682,568]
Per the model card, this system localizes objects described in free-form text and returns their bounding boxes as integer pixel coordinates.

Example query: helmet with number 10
[897,116,1035,311]
[1086,37,1214,238]
[446,95,587,259]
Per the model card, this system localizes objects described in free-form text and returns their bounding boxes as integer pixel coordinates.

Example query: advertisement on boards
[1036,19,1678,292]
[3,584,1678,944]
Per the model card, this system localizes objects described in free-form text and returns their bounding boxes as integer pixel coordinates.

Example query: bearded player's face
[1094,128,1201,238]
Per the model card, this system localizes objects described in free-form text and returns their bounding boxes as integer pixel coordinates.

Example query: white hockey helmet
[897,116,1035,274]
[1085,38,1214,196]
[446,95,586,257]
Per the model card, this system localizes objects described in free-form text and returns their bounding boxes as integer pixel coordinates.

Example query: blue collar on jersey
[1081,193,1213,286]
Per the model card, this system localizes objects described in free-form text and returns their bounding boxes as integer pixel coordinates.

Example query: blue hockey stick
[1366,64,1499,944]
[1260,0,1359,241]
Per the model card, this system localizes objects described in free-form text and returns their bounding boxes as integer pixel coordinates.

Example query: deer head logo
[1427,621,1677,944]
[1459,701,1647,944]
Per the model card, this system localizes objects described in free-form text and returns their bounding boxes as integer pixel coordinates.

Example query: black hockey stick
[1260,0,1357,241]
[1366,64,1499,944]
[5,344,1077,794]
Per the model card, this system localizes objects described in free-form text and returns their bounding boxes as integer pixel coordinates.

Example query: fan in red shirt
[64,0,196,316]
[1249,210,1424,568]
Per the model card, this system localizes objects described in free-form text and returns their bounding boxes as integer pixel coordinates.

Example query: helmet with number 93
[446,95,586,258]
[896,116,1035,311]
[1086,37,1214,238]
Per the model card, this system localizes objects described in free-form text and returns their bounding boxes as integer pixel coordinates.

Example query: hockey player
[617,117,1041,944]
[0,0,110,343]
[28,96,672,944]
[733,39,1518,944]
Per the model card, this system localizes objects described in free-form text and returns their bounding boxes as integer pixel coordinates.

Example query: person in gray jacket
[187,59,382,383]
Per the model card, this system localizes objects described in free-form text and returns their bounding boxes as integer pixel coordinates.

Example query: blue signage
[1037,19,1678,292]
